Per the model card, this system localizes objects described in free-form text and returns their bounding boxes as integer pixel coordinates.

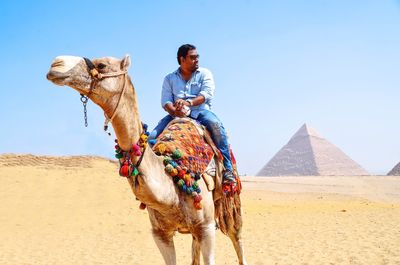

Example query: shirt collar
[174,67,200,77]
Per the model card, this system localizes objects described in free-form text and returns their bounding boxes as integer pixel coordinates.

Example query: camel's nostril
[51,60,64,68]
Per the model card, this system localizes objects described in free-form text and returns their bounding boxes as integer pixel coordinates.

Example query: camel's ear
[121,54,131,71]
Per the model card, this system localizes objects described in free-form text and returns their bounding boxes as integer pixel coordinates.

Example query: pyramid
[257,124,369,176]
[387,162,400,175]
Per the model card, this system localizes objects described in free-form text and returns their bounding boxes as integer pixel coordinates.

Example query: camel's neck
[108,77,142,151]
[107,77,179,212]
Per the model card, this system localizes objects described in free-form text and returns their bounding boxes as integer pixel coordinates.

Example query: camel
[46,54,247,265]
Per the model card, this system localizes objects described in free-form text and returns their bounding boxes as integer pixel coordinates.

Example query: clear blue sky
[1,0,399,175]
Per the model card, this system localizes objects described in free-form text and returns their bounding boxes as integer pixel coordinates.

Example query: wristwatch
[186,99,193,106]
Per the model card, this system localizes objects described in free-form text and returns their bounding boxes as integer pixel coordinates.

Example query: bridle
[81,57,127,133]
[81,57,149,174]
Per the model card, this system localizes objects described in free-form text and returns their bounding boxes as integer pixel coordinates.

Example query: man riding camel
[149,44,236,186]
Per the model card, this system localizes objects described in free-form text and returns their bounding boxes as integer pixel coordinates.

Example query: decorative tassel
[194,202,202,210]
[132,144,142,156]
[119,161,131,177]
[194,194,202,203]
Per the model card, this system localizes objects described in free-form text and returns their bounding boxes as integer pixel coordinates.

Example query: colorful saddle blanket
[152,118,218,174]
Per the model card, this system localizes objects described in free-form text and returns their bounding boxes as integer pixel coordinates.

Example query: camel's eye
[97,63,106,69]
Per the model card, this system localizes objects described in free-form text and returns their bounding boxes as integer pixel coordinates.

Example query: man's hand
[174,109,187,118]
[164,102,187,118]
[174,99,190,111]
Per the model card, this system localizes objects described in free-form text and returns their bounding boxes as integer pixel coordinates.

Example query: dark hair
[177,44,196,65]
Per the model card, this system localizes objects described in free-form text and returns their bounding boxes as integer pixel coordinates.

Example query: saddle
[152,118,241,202]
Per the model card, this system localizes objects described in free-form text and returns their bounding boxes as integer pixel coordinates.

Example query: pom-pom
[173,176,180,183]
[157,143,168,155]
[142,123,148,131]
[148,139,157,146]
[192,181,199,190]
[115,153,123,159]
[165,164,174,174]
[131,167,139,177]
[182,185,188,192]
[194,173,201,180]
[171,149,183,160]
[185,179,193,187]
[140,134,148,142]
[186,187,193,195]
[114,139,118,143]
[184,174,193,186]
[163,157,172,166]
[119,162,130,177]
[178,169,185,178]
[194,194,202,203]
[145,131,150,136]
[132,144,142,156]
[169,160,178,168]
[196,188,201,193]
[194,202,202,210]
[177,179,185,187]
[170,168,178,177]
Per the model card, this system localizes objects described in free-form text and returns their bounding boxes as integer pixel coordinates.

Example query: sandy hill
[1,154,399,264]
[0,153,117,168]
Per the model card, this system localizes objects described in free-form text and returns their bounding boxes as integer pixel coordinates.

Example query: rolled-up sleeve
[161,76,173,107]
[199,69,215,101]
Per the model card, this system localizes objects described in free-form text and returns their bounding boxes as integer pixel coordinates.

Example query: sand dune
[1,154,399,265]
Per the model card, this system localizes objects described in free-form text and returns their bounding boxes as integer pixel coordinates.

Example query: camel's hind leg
[215,193,248,265]
[228,228,248,265]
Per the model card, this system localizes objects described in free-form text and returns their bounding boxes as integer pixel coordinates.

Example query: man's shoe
[222,170,237,185]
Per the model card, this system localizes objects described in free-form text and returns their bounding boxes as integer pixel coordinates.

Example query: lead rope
[80,94,89,127]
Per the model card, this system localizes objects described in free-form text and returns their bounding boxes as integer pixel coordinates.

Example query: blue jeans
[149,110,233,171]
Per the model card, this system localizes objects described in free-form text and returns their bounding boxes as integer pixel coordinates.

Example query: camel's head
[46,55,131,98]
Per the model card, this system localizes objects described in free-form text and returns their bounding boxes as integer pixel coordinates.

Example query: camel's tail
[215,193,242,235]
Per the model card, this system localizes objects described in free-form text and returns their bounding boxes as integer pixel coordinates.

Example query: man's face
[181,49,199,72]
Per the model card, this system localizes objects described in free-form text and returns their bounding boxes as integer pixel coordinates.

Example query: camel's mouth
[46,70,68,85]
[47,56,86,86]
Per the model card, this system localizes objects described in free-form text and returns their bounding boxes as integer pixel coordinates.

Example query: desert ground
[1,154,399,265]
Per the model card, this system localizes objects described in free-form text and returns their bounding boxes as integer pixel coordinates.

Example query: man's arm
[161,76,174,109]
[198,68,215,102]
[161,75,187,117]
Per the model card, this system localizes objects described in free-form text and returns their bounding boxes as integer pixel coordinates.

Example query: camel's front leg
[152,228,176,265]
[195,223,216,265]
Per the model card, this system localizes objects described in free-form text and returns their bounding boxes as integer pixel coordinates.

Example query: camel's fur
[46,55,247,265]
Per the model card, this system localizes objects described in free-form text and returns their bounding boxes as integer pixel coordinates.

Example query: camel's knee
[192,223,215,241]
[152,228,174,244]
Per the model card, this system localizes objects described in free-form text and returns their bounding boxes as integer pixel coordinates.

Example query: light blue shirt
[161,67,215,118]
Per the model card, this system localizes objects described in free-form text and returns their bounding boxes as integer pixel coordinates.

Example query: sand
[1,154,399,265]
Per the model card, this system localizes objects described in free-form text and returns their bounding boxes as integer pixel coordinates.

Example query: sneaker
[222,170,237,185]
